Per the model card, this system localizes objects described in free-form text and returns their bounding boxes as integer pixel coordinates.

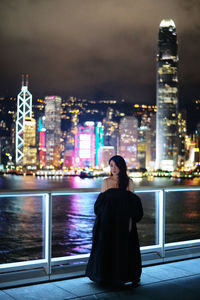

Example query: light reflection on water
[0,175,199,263]
[52,193,97,257]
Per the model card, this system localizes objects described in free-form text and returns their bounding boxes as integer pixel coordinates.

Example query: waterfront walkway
[0,258,200,300]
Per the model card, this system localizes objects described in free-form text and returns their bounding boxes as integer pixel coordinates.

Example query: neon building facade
[95,122,104,167]
[73,122,95,168]
[38,117,46,169]
[156,19,179,171]
[45,96,62,168]
[15,74,32,165]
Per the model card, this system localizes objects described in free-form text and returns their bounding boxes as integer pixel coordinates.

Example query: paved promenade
[0,258,200,299]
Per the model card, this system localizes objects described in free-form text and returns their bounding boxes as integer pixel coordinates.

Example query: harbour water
[0,175,200,263]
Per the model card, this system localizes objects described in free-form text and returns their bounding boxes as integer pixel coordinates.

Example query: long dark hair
[109,155,129,190]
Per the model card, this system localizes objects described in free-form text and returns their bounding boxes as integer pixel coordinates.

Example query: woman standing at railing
[85,155,143,287]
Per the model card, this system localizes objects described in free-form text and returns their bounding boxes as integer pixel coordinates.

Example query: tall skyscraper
[119,116,138,168]
[156,19,179,171]
[45,96,62,168]
[23,117,37,167]
[15,74,32,166]
[103,108,119,154]
[138,125,151,169]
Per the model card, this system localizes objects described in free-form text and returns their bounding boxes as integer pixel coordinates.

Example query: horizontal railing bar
[52,254,89,261]
[52,192,100,196]
[140,245,161,251]
[51,246,164,265]
[52,245,163,264]
[135,189,162,193]
[0,193,48,197]
[165,240,200,249]
[0,259,47,272]
[0,185,199,196]
[0,188,100,195]
[51,254,89,265]
[165,187,200,192]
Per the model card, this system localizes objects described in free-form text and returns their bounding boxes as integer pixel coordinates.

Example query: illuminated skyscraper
[73,121,95,168]
[23,117,37,167]
[38,117,46,168]
[119,116,138,168]
[138,126,151,169]
[150,114,156,168]
[138,113,156,169]
[156,19,179,171]
[95,122,104,167]
[45,96,62,168]
[15,74,32,165]
[103,108,118,154]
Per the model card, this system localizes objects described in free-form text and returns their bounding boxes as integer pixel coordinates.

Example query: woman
[85,155,143,286]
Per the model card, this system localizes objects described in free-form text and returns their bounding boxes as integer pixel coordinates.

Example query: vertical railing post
[158,189,165,258]
[155,191,159,245]
[44,192,52,276]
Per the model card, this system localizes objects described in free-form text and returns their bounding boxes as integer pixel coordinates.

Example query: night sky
[1,0,200,106]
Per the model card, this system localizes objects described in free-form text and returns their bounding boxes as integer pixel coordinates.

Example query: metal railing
[0,186,200,287]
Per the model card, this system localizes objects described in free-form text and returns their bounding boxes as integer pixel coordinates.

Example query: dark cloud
[0,0,200,105]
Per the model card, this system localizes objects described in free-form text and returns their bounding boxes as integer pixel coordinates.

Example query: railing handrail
[0,185,200,195]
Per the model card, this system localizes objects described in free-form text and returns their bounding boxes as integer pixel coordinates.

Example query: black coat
[85,188,143,285]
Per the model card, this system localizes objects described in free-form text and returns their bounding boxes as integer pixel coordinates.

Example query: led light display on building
[73,122,95,168]
[38,117,46,168]
[79,134,91,158]
[95,122,104,167]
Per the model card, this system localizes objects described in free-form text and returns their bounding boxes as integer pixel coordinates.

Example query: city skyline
[1,0,200,106]
[11,77,197,171]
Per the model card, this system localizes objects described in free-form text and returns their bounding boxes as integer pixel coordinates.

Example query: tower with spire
[15,74,33,166]
[156,19,179,171]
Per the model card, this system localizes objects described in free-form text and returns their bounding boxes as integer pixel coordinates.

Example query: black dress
[85,188,143,285]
